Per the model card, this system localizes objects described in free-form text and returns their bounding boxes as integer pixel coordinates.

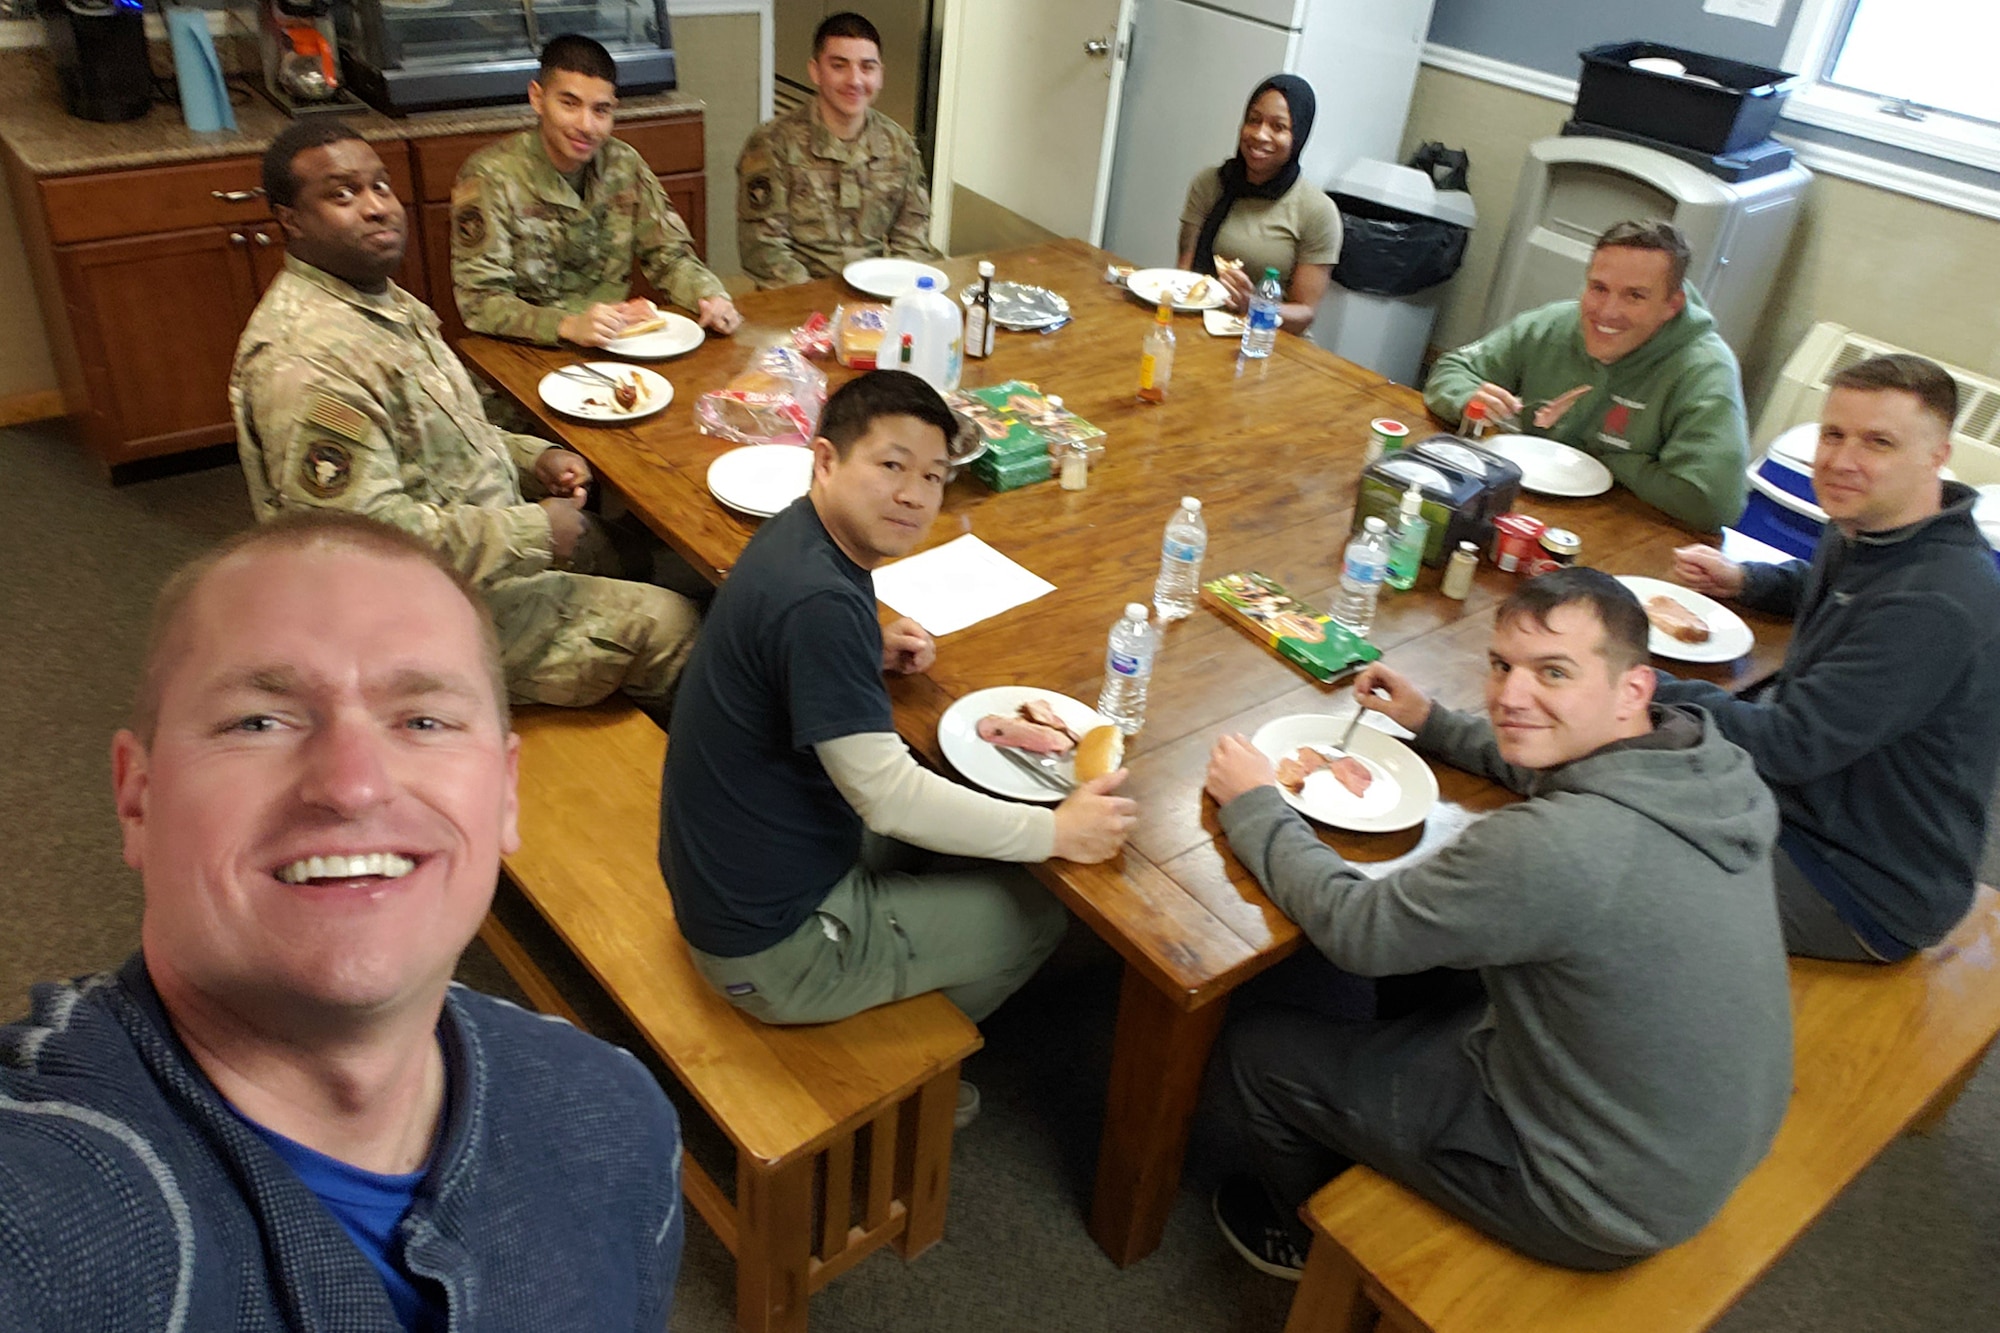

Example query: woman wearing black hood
[1176,74,1342,336]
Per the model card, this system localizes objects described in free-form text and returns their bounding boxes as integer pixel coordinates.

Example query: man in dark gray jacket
[1204,568,1792,1277]
[1659,353,2000,961]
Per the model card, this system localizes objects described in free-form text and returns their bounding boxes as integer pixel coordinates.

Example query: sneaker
[953,1080,981,1130]
[1212,1176,1307,1281]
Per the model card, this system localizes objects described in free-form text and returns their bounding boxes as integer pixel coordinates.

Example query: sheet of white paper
[872,533,1057,637]
[1703,0,1783,25]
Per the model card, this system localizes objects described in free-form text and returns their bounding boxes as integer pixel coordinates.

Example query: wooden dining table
[460,237,1794,1268]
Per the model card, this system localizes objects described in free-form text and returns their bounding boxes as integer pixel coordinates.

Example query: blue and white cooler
[1739,422,2000,566]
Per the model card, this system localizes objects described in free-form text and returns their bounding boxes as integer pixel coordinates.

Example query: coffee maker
[253,0,359,115]
[42,0,152,123]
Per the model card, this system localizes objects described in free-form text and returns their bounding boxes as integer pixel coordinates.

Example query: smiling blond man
[0,513,683,1330]
[1657,353,2000,961]
[1423,220,1749,531]
[1202,567,1788,1279]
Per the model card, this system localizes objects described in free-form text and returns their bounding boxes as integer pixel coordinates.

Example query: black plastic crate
[1574,41,1797,155]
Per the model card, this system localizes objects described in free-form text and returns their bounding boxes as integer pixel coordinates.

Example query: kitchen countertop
[0,47,704,177]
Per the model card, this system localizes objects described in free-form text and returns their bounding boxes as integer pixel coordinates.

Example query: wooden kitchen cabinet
[4,141,422,470]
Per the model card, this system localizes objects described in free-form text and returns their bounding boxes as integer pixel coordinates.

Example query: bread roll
[1074,725,1125,783]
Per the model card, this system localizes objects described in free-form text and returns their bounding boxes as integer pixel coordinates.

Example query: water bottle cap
[977,261,995,276]
[915,276,935,289]
[1363,516,1388,533]
[1124,603,1149,620]
[1180,496,1201,513]
[1263,267,1279,280]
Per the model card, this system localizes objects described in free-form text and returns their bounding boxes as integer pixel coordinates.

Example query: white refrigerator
[1100,0,1437,271]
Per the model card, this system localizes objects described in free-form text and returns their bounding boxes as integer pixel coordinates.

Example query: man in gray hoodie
[1204,568,1792,1277]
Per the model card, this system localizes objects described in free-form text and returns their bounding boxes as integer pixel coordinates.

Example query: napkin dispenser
[1407,434,1523,530]
[1354,437,1521,566]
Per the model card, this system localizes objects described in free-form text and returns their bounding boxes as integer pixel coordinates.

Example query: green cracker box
[1200,570,1381,684]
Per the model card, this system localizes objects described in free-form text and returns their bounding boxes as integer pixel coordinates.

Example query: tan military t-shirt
[1180,169,1343,287]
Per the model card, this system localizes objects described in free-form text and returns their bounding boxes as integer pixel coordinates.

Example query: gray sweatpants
[1772,842,1890,962]
[689,834,1068,1025]
[1225,977,1641,1272]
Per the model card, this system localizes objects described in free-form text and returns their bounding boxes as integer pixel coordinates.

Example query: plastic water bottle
[1152,496,1207,621]
[1333,517,1391,635]
[880,275,962,392]
[1385,484,1431,592]
[1238,266,1282,359]
[1097,603,1158,736]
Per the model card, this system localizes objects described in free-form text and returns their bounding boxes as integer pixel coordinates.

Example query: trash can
[1314,159,1476,387]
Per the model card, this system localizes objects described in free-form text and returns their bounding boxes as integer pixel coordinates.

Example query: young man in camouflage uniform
[232,119,699,715]
[451,34,741,347]
[736,11,943,289]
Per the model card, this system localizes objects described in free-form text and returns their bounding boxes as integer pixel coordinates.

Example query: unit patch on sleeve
[299,440,353,498]
[745,174,774,213]
[453,204,488,248]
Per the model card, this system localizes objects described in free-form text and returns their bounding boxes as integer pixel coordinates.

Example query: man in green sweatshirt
[1203,568,1790,1277]
[1424,221,1749,531]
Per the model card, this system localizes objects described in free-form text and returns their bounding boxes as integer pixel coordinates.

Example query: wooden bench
[1284,885,2000,1333]
[477,702,983,1333]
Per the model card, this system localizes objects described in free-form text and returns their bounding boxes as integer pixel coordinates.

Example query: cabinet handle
[211,188,265,203]
[229,231,248,246]
[254,231,272,247]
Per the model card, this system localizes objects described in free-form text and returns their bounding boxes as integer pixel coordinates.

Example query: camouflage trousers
[485,512,701,709]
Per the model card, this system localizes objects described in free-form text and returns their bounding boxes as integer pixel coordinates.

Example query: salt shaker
[1441,541,1478,600]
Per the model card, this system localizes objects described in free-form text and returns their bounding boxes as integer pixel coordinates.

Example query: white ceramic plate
[1483,433,1614,498]
[843,257,950,300]
[601,311,705,360]
[938,686,1114,804]
[536,363,671,423]
[1615,575,1755,664]
[1126,267,1229,312]
[1250,711,1438,834]
[706,444,814,518]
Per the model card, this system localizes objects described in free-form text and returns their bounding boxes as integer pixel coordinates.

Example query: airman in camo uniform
[233,121,698,713]
[452,35,739,348]
[737,11,942,289]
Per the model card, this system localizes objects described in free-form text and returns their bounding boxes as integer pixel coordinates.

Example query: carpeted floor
[4,418,1996,1332]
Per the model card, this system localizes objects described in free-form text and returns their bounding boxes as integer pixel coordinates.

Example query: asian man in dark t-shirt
[659,372,1137,1117]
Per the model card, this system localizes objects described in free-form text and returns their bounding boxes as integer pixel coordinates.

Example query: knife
[996,745,1075,794]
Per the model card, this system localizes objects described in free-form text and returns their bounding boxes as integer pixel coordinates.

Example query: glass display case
[334,0,674,115]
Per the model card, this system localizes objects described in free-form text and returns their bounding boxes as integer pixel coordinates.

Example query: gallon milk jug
[881,276,963,393]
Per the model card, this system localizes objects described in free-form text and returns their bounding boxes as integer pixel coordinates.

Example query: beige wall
[0,11,761,409]
[1399,66,2000,416]
[671,11,762,281]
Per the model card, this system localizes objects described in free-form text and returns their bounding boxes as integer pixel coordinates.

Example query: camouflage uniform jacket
[231,255,558,590]
[736,100,941,289]
[452,129,727,345]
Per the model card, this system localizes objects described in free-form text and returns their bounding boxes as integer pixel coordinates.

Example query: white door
[930,0,1134,246]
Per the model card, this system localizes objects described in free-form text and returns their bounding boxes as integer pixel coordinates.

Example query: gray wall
[1426,0,1807,79]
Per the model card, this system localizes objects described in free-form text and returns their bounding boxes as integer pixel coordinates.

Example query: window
[1782,0,2000,171]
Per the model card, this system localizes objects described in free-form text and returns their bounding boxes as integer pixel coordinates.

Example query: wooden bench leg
[1284,1237,1380,1333]
[894,1064,961,1259]
[1908,1036,1995,1136]
[735,1154,815,1333]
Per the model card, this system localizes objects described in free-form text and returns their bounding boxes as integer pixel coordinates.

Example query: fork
[557,363,621,388]
[996,745,1075,795]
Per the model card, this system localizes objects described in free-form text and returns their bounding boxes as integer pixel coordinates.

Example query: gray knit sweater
[1219,704,1793,1255]
[0,956,682,1332]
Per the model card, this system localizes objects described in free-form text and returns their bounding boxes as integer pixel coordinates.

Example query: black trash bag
[1407,141,1470,192]
[1330,191,1471,298]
